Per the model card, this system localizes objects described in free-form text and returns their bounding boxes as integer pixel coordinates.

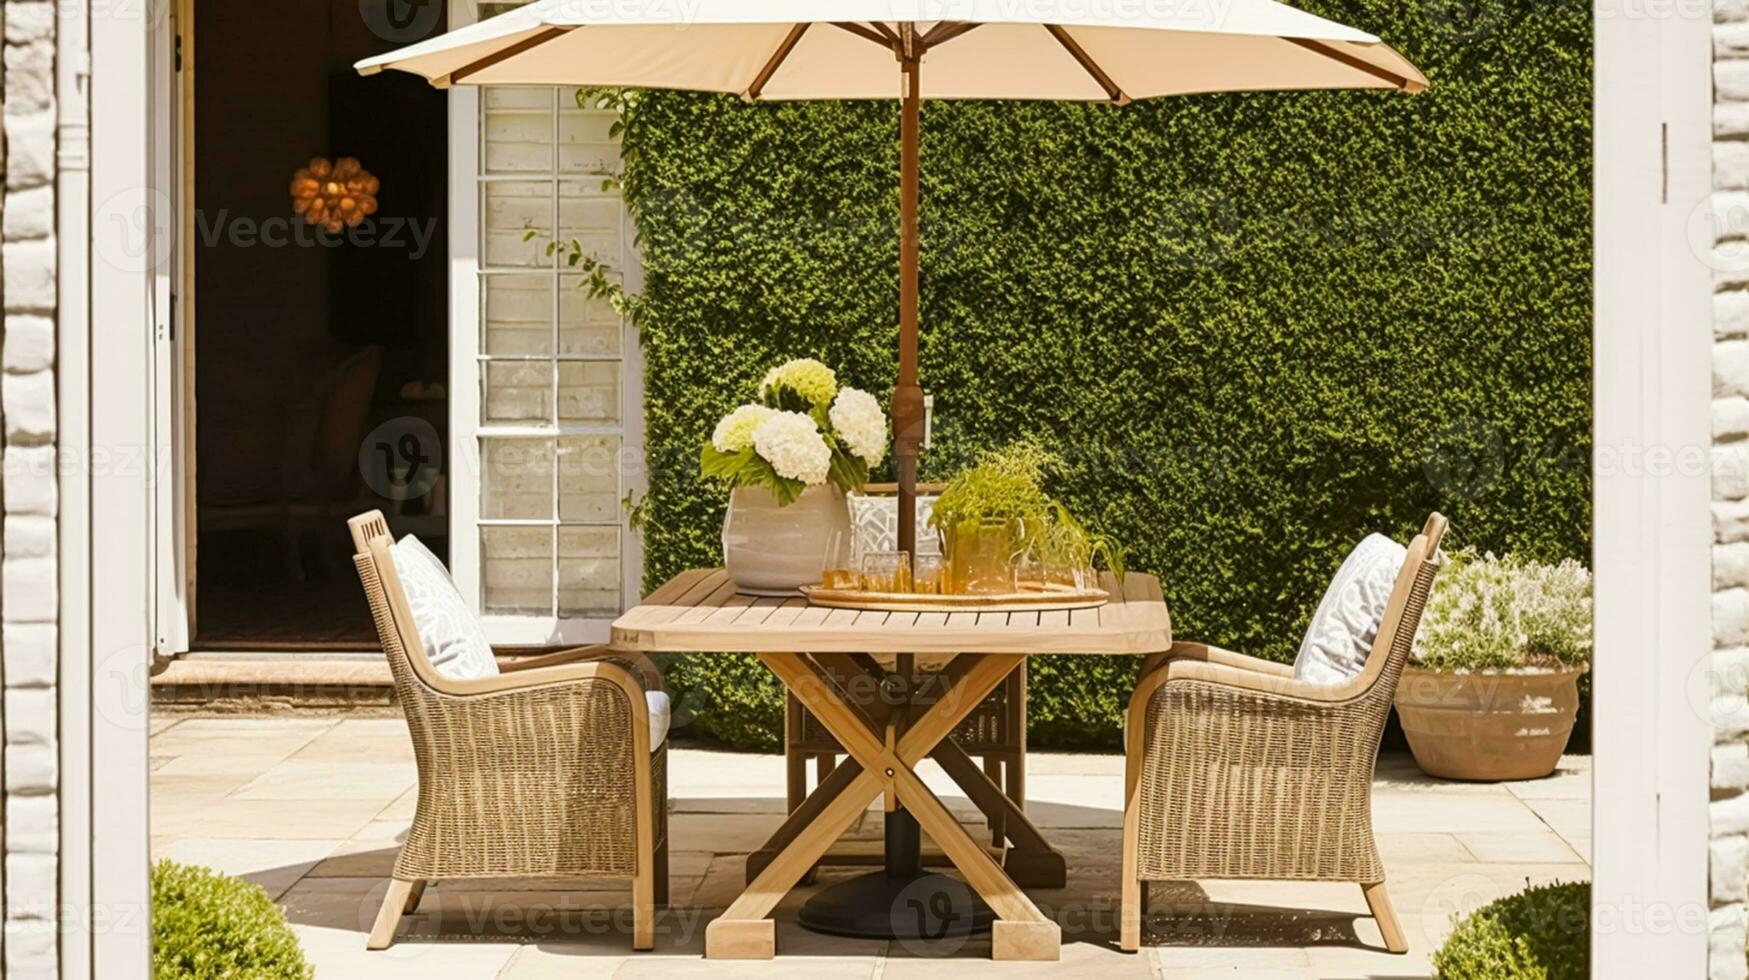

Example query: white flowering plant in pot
[700,358,888,505]
[1396,548,1593,781]
[1412,549,1593,673]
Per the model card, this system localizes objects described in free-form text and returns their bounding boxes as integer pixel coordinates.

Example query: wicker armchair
[1119,513,1447,954]
[347,511,668,951]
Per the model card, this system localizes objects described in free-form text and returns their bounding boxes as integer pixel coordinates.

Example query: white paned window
[451,0,643,644]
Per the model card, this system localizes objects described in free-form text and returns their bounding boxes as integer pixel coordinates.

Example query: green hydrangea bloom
[760,358,837,408]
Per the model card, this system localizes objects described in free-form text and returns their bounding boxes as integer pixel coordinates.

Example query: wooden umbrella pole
[886,24,926,885]
[893,29,925,559]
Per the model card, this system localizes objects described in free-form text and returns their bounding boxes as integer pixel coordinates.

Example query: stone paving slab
[150,717,1592,980]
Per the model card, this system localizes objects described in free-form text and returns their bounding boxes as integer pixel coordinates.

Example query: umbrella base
[798,871,994,940]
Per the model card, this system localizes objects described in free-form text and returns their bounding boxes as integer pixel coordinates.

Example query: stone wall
[0,0,55,974]
[1721,4,1749,979]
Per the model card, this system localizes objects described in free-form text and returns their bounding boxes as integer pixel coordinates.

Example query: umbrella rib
[450,26,572,84]
[833,21,899,53]
[1043,24,1129,104]
[919,21,979,49]
[867,22,902,47]
[1283,37,1425,92]
[745,23,810,100]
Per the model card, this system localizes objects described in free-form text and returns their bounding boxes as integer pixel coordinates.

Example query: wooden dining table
[610,567,1173,962]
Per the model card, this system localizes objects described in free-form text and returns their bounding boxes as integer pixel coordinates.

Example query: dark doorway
[192,0,448,648]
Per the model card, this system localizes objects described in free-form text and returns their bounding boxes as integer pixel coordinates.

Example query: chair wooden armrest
[445,656,655,707]
[1129,656,1352,725]
[1137,641,1295,683]
[499,645,665,693]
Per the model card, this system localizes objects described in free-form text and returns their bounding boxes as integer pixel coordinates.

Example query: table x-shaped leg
[704,652,1061,961]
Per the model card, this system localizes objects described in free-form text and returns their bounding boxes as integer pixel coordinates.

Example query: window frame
[448,0,645,645]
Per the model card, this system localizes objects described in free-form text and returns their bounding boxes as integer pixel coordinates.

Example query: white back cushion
[389,535,499,682]
[849,493,941,564]
[1293,533,1407,685]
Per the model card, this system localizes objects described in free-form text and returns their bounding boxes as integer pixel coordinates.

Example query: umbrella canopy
[358,2,1426,555]
[356,1,1426,99]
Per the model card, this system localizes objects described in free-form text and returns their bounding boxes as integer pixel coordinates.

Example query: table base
[799,871,995,940]
[704,652,1061,962]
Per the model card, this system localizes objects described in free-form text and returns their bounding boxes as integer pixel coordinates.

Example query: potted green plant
[1395,549,1592,781]
[700,358,887,594]
[928,442,1123,595]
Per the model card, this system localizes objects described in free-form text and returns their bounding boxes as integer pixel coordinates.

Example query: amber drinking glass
[913,554,943,595]
[862,551,912,594]
[818,529,860,591]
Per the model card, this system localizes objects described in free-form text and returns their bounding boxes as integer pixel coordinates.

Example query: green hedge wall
[618,1,1593,751]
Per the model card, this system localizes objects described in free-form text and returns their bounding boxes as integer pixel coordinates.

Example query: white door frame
[80,0,160,973]
[81,6,1717,976]
[1592,4,1713,975]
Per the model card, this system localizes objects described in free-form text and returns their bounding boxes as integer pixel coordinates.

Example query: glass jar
[944,520,1019,596]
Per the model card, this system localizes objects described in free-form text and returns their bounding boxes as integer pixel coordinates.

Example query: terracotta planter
[722,484,851,596]
[1395,665,1587,782]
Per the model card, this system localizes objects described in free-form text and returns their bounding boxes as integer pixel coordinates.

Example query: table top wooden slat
[673,579,742,626]
[731,596,786,628]
[760,598,811,628]
[703,592,760,626]
[617,569,728,631]
[612,569,1172,655]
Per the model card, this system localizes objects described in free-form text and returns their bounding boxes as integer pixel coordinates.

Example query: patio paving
[150,715,1591,979]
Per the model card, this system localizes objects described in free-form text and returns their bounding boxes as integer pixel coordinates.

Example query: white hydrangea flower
[712,404,777,453]
[829,387,888,467]
[753,411,832,485]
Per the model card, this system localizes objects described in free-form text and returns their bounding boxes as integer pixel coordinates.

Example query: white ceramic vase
[723,484,852,595]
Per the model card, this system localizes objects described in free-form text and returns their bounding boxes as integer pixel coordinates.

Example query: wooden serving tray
[800,583,1109,613]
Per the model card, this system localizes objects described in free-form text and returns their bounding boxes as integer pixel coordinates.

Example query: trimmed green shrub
[152,860,313,980]
[1432,881,1589,979]
[616,1,1592,749]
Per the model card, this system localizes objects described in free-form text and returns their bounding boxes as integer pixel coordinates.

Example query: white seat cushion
[646,690,671,749]
[388,535,499,682]
[1292,533,1407,685]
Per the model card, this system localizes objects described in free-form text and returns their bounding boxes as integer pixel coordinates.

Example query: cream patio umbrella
[357,0,1425,942]
[358,0,1425,559]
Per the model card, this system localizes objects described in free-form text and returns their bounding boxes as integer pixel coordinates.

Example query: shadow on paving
[257,793,1406,961]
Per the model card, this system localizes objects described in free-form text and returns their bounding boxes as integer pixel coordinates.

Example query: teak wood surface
[611,569,1172,656]
[612,569,1173,961]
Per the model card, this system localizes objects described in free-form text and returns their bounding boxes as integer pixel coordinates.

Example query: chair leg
[1362,880,1408,954]
[402,879,427,914]
[1120,740,1142,952]
[653,835,670,908]
[786,749,807,814]
[633,853,655,951]
[366,879,415,950]
[985,755,1007,847]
